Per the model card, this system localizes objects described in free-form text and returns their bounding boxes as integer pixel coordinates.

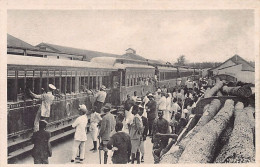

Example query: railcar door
[111,71,121,106]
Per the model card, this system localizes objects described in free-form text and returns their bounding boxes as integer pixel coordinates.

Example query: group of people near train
[29,77,212,164]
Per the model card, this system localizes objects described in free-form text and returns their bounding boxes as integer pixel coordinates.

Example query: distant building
[208,55,255,84]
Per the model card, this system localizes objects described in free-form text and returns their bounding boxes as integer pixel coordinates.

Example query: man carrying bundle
[152,110,170,163]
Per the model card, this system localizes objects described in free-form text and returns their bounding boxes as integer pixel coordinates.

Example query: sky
[7,10,255,63]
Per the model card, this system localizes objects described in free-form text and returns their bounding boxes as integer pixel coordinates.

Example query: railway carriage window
[61,77,66,94]
[34,78,41,94]
[93,76,96,89]
[49,78,54,85]
[127,78,130,87]
[89,77,93,89]
[42,78,48,92]
[85,77,89,89]
[55,77,60,90]
[7,79,16,102]
[25,78,34,99]
[121,73,125,86]
[66,77,72,93]
[17,78,25,101]
[72,77,76,93]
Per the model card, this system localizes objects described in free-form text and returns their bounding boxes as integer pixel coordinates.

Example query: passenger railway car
[7,53,201,162]
[91,57,155,104]
[7,55,117,161]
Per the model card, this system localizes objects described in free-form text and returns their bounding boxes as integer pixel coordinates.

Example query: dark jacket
[141,116,148,140]
[124,99,135,111]
[146,100,157,120]
[107,131,131,164]
[31,130,52,159]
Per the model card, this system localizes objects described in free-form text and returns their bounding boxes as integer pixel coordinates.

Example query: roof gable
[210,55,254,72]
[7,34,37,50]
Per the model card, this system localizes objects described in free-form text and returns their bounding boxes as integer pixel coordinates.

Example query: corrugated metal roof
[36,43,121,61]
[7,34,37,50]
[122,53,147,61]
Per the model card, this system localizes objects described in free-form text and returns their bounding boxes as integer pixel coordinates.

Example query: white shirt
[32,91,54,117]
[90,112,102,130]
[96,90,107,103]
[72,115,88,141]
[158,96,167,111]
[166,97,172,111]
[172,102,181,113]
[132,96,138,102]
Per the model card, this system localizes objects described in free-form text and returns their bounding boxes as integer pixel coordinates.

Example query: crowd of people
[30,77,213,164]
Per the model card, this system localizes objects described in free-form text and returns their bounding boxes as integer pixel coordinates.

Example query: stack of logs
[160,81,255,164]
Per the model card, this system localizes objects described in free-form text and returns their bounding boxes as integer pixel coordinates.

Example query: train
[7,49,201,162]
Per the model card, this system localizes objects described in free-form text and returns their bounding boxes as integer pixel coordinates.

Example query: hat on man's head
[79,104,87,112]
[148,93,154,97]
[136,97,142,103]
[39,120,48,129]
[103,103,111,112]
[100,85,106,90]
[49,84,56,90]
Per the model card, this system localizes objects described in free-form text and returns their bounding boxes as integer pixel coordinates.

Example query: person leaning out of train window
[71,104,89,163]
[29,84,56,132]
[94,85,107,113]
[31,120,52,164]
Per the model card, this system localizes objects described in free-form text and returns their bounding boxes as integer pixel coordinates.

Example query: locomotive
[7,46,201,163]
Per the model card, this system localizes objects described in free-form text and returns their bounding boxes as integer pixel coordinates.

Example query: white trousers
[90,125,99,141]
[71,140,86,160]
[163,110,171,122]
[140,140,145,155]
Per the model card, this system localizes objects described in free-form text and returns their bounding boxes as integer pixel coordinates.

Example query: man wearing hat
[94,85,107,113]
[146,93,157,136]
[98,104,116,164]
[29,84,56,132]
[31,120,52,164]
[71,104,89,163]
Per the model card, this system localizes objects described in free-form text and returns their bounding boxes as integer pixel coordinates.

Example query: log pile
[204,81,223,98]
[159,80,255,164]
[222,85,252,98]
[159,100,221,164]
[178,99,234,163]
[215,105,255,163]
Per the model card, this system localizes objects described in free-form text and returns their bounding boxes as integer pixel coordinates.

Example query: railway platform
[12,132,154,164]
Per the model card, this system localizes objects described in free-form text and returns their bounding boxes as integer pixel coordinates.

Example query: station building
[208,55,255,84]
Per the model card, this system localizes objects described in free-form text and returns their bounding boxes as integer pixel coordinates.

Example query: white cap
[101,85,106,90]
[79,104,87,112]
[49,84,56,90]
